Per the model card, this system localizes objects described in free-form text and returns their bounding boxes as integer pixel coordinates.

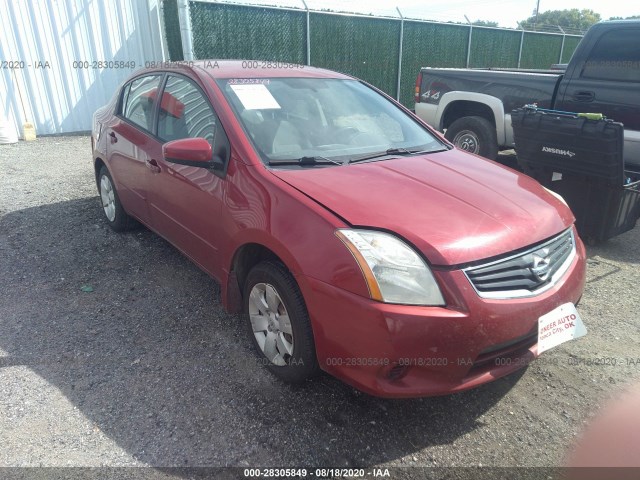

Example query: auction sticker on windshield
[229,83,280,110]
[538,303,587,354]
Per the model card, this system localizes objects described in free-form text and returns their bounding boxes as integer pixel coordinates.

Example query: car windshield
[217,78,445,166]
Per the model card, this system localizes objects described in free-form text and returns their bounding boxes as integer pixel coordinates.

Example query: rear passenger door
[149,73,229,276]
[107,74,164,224]
[557,27,640,168]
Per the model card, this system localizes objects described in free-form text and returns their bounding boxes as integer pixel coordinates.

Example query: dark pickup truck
[414,20,640,169]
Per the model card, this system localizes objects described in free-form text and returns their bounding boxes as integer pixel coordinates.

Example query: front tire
[243,261,319,383]
[98,166,137,232]
[445,116,498,160]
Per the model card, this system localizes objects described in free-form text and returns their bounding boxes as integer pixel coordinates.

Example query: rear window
[121,75,163,132]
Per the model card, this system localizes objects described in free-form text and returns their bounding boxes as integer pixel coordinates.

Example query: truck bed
[418,68,562,113]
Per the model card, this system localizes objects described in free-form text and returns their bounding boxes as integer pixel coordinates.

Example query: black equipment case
[511,107,640,244]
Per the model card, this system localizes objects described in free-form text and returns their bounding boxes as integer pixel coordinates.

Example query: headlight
[543,187,568,207]
[335,229,445,306]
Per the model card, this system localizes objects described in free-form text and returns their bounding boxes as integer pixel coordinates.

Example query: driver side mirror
[163,137,224,170]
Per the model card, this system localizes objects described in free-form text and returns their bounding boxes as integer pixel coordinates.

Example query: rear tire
[97,166,137,232]
[445,116,498,160]
[243,261,319,383]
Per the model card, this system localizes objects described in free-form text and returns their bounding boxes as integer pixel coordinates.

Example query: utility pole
[534,0,540,30]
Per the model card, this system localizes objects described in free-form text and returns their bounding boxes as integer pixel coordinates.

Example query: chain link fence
[162,0,184,61]
[190,2,306,63]
[162,0,583,107]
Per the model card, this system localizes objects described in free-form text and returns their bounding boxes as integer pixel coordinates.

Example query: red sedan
[92,61,587,397]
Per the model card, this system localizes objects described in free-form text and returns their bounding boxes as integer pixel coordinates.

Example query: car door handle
[108,131,117,143]
[145,159,161,174]
[572,91,595,102]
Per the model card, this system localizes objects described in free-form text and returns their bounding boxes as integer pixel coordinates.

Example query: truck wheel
[445,116,498,160]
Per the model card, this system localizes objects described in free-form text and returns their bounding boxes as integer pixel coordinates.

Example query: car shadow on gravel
[0,197,523,468]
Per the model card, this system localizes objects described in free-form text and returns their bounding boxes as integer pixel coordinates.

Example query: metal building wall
[0,0,166,136]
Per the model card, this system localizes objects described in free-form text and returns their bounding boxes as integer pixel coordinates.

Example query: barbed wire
[200,0,587,36]
[517,22,587,35]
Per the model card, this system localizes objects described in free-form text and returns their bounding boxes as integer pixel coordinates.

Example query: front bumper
[302,235,587,398]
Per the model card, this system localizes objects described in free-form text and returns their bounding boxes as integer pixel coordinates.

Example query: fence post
[396,7,404,101]
[466,24,473,68]
[153,0,169,61]
[177,0,194,60]
[559,34,566,64]
[517,29,524,68]
[300,0,310,65]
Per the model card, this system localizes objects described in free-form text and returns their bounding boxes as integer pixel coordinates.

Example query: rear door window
[121,75,163,132]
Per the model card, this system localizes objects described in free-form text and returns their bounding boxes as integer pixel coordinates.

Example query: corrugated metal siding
[0,0,165,135]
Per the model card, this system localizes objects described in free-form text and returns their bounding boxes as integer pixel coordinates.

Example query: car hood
[271,150,574,266]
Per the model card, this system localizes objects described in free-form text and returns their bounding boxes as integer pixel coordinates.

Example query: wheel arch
[94,157,107,188]
[224,241,299,314]
[436,92,506,145]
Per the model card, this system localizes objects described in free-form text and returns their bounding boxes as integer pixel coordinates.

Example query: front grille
[464,228,575,299]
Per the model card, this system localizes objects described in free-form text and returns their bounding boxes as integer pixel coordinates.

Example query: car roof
[596,19,640,26]
[190,60,354,80]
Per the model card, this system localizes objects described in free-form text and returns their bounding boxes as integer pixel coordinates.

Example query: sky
[219,0,640,28]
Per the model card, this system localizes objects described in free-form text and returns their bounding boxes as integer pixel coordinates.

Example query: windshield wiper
[347,147,439,164]
[268,155,342,166]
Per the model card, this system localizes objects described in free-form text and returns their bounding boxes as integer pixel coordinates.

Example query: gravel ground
[1,137,639,477]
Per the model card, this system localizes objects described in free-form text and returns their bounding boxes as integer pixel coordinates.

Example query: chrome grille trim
[463,228,576,299]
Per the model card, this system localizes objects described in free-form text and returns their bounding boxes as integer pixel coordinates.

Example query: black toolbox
[511,107,640,244]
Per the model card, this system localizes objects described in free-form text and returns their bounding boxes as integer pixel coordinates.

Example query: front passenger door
[149,74,228,276]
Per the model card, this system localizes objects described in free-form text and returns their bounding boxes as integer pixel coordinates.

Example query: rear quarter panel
[92,96,119,172]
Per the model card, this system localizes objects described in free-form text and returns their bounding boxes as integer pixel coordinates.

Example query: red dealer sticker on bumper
[538,302,587,355]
